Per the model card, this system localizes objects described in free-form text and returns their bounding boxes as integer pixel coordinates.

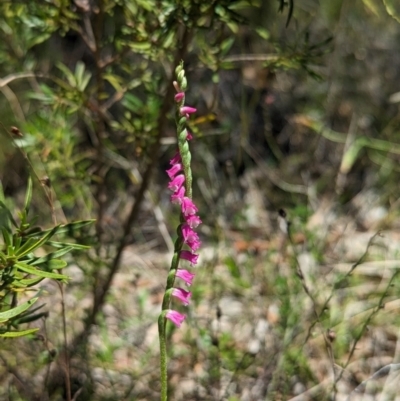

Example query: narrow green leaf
[15,312,49,324]
[24,219,95,238]
[14,304,47,324]
[56,62,76,87]
[75,61,85,88]
[340,142,363,174]
[362,0,382,17]
[14,238,37,257]
[27,33,52,48]
[46,241,90,250]
[226,21,239,33]
[7,244,15,257]
[14,235,21,249]
[286,0,294,27]
[15,263,68,281]
[228,1,252,10]
[129,42,152,51]
[220,37,235,56]
[104,74,124,92]
[2,228,12,248]
[38,259,68,270]
[18,277,44,287]
[122,93,143,112]
[383,0,400,23]
[0,297,38,322]
[9,280,27,288]
[162,30,175,49]
[31,247,74,265]
[0,201,18,228]
[135,0,153,11]
[15,303,45,319]
[0,328,39,337]
[12,276,44,287]
[255,27,270,40]
[22,226,43,236]
[80,71,92,92]
[15,225,60,258]
[24,176,33,215]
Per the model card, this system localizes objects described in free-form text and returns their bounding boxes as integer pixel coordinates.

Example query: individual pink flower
[172,288,192,306]
[166,309,186,327]
[188,239,201,252]
[181,197,198,216]
[176,269,195,286]
[185,214,202,228]
[180,250,199,265]
[174,92,184,102]
[186,131,193,140]
[166,163,182,179]
[171,186,185,204]
[181,224,199,242]
[180,106,197,117]
[170,152,181,165]
[182,224,201,251]
[168,174,185,192]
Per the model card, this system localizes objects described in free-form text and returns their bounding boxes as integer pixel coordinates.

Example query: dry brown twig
[344,363,400,400]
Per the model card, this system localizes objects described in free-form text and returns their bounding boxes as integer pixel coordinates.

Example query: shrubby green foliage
[0,177,92,337]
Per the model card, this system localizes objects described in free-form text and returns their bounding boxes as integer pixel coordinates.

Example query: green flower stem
[158,312,168,401]
[159,61,193,401]
[161,238,182,310]
[159,234,183,400]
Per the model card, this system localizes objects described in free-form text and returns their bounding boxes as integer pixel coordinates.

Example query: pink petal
[166,163,182,179]
[170,152,181,166]
[187,238,201,252]
[176,269,195,286]
[171,186,185,204]
[168,174,185,192]
[172,288,192,306]
[181,224,201,252]
[181,197,198,216]
[185,215,202,228]
[180,250,199,265]
[166,309,186,327]
[181,224,199,242]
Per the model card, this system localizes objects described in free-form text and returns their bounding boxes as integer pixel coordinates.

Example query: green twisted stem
[159,62,193,401]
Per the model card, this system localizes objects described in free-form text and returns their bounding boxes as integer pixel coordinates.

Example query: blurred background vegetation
[1,0,400,400]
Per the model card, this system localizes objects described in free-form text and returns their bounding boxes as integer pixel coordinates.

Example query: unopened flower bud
[180,77,187,91]
[180,106,197,116]
[173,81,181,92]
[174,92,185,102]
[178,70,185,82]
[175,64,183,76]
